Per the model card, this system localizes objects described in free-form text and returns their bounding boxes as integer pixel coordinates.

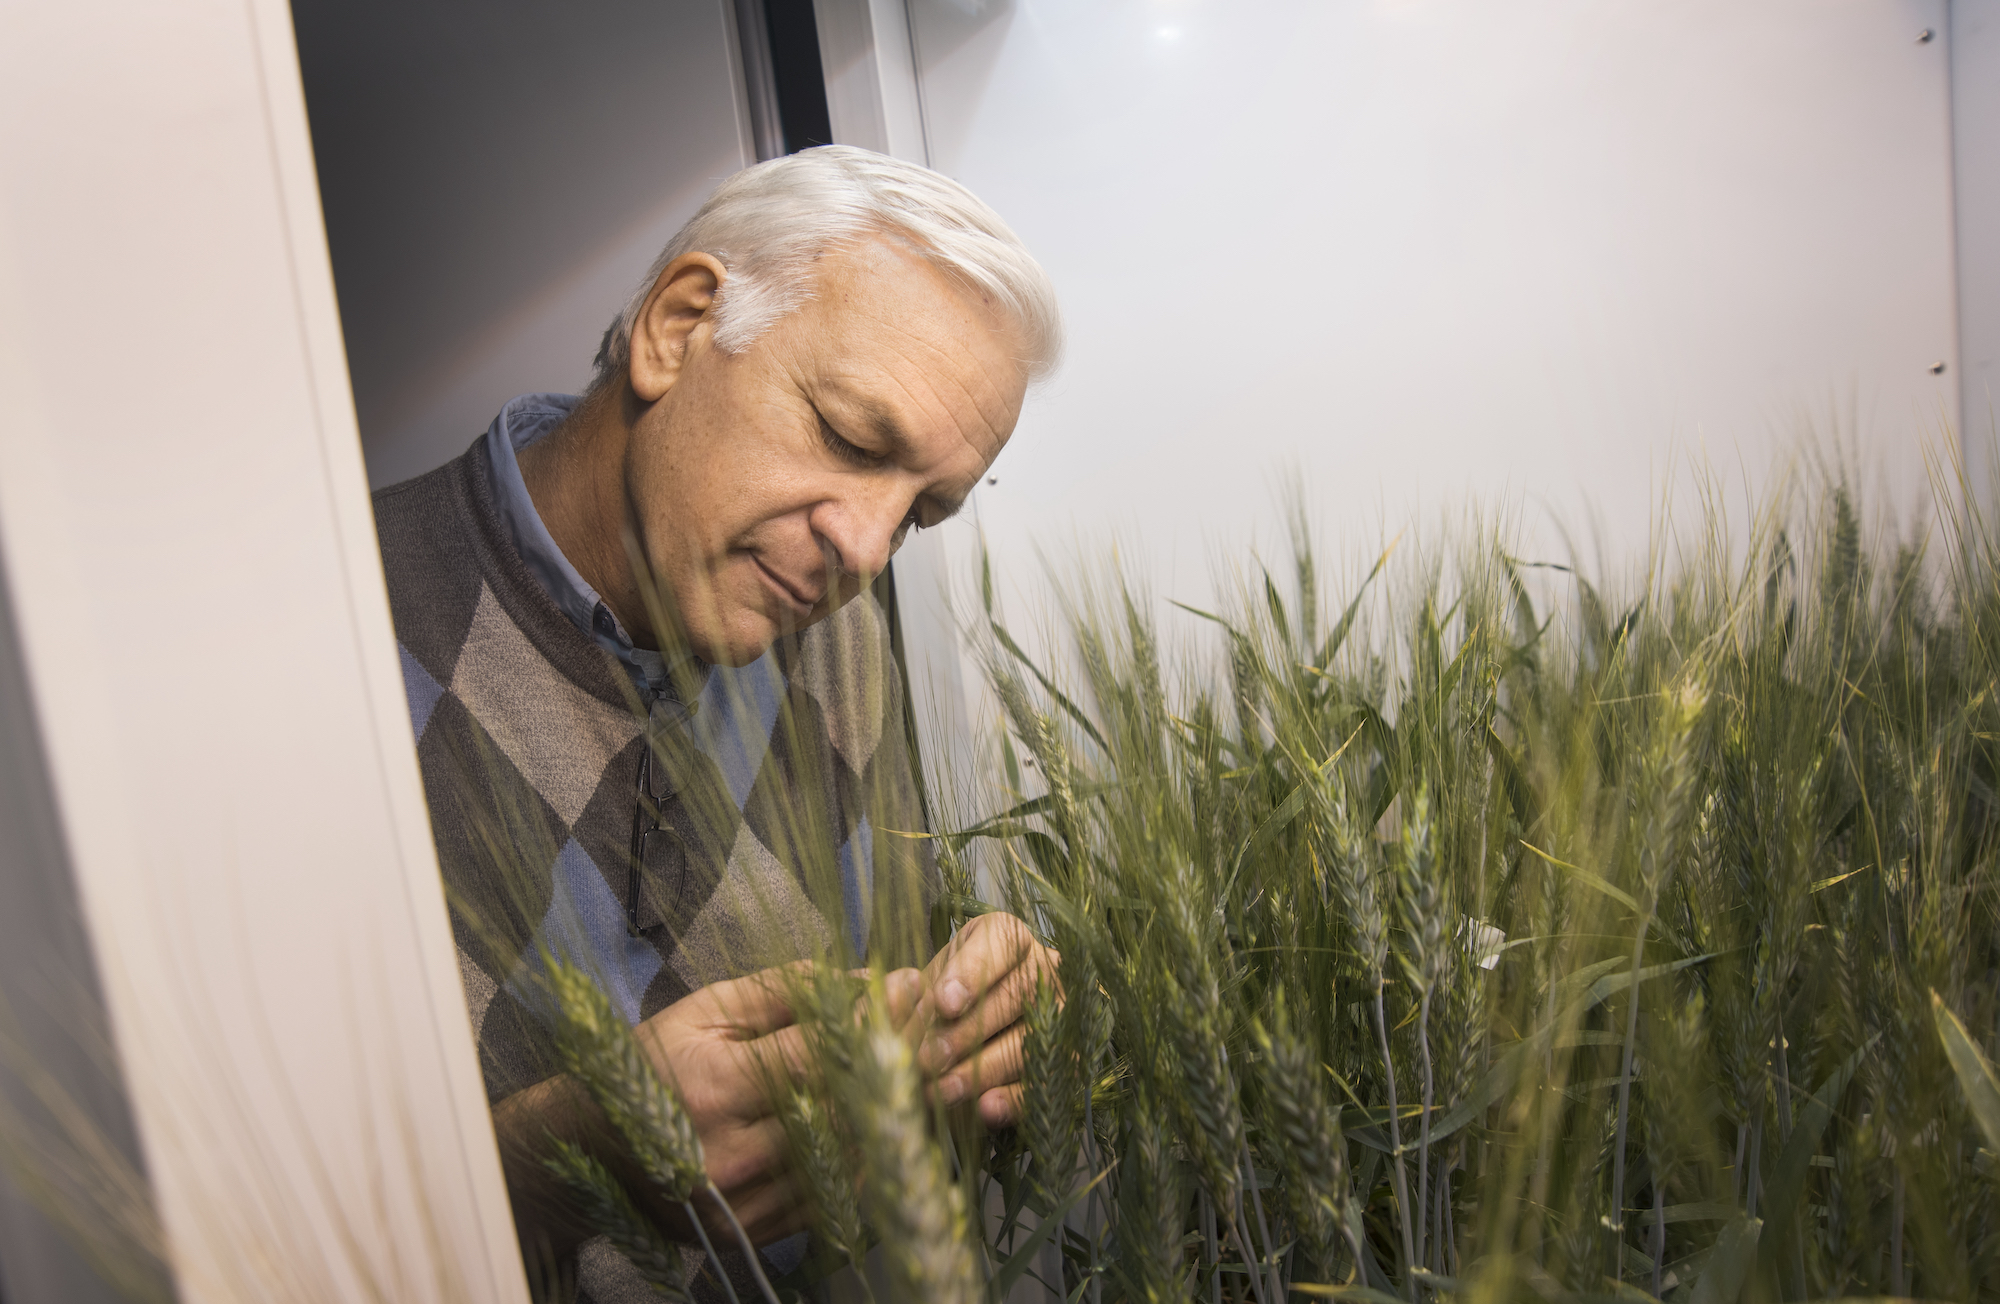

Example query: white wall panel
[1956,0,2000,493]
[905,0,1960,631]
[0,1,528,1297]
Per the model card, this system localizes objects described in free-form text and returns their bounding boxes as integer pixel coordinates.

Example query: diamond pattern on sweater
[449,584,641,826]
[400,641,447,739]
[837,816,874,958]
[796,599,887,775]
[690,656,786,810]
[669,822,834,992]
[531,837,665,1026]
[459,944,497,1035]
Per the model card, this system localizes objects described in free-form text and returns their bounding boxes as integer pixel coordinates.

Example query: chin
[685,623,764,667]
[698,612,786,668]
[711,641,773,669]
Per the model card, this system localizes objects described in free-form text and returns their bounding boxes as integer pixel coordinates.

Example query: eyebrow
[854,398,908,451]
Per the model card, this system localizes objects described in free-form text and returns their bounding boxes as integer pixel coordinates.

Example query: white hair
[591,145,1061,388]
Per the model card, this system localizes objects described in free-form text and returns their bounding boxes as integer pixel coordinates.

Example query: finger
[934,1020,1025,1108]
[917,951,1049,1075]
[977,1082,1026,1129]
[907,916,1056,1065]
[843,966,923,1029]
[884,967,923,1028]
[917,913,1041,1024]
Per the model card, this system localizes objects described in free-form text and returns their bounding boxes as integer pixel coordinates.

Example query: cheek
[654,398,809,537]
[629,365,843,589]
[631,409,745,557]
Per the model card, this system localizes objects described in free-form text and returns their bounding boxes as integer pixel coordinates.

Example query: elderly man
[374,146,1059,1296]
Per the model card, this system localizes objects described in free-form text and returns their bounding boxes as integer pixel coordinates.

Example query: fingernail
[939,1074,966,1105]
[925,1035,952,1069]
[940,978,970,1016]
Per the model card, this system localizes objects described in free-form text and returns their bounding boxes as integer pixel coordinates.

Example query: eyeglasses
[628,717,690,938]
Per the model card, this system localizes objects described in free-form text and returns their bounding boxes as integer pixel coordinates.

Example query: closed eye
[816,411,886,467]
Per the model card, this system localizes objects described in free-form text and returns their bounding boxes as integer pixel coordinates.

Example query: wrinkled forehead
[798,240,1029,456]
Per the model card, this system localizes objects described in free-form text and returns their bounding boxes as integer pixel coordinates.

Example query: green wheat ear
[1020,970,1082,1211]
[777,1088,868,1277]
[543,954,707,1201]
[545,956,788,1304]
[846,990,983,1304]
[543,1137,693,1302]
[1250,990,1361,1278]
[1152,881,1245,1215]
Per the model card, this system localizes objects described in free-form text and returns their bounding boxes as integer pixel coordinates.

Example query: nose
[809,486,911,585]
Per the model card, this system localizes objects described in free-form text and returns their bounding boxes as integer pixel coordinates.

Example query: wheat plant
[557,466,2000,1303]
[827,465,1998,1304]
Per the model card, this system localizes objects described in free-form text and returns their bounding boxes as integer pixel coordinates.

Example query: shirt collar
[483,393,695,702]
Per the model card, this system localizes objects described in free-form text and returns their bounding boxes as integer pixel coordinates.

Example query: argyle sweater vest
[375,444,932,1111]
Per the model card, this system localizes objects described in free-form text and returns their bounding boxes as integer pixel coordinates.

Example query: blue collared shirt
[483,393,688,703]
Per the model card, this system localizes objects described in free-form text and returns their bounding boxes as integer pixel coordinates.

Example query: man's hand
[495,926,1047,1265]
[628,969,812,1245]
[496,965,846,1258]
[904,911,1060,1128]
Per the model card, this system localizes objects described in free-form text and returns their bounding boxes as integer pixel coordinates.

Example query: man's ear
[627,253,727,402]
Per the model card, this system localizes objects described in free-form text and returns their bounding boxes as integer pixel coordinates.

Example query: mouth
[750,554,822,620]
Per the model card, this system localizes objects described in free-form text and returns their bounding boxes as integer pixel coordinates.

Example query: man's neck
[515,389,658,651]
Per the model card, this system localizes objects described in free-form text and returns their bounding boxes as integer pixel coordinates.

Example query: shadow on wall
[292,0,755,488]
[0,539,164,1304]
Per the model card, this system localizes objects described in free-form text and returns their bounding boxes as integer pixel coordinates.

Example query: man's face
[625,237,1027,667]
